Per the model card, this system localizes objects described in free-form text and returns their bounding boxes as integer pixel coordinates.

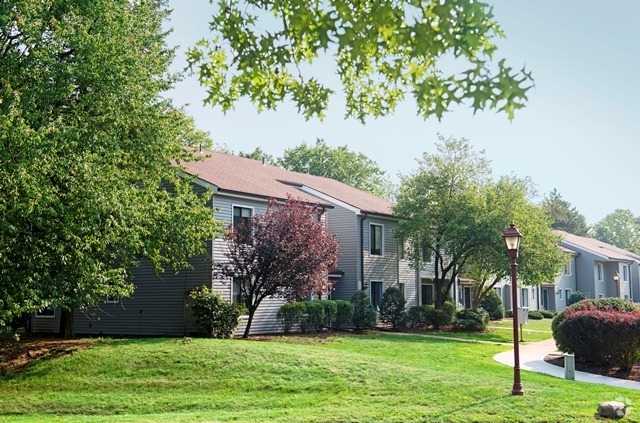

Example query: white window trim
[565,289,572,302]
[596,263,604,282]
[622,264,630,282]
[563,262,572,276]
[231,204,255,229]
[369,223,384,256]
[558,289,563,300]
[105,296,120,304]
[370,280,384,311]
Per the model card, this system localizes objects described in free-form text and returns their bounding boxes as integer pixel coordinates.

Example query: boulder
[597,401,626,419]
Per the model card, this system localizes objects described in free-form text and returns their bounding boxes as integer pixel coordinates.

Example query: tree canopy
[0,0,219,335]
[592,209,640,254]
[214,197,340,338]
[187,0,533,122]
[394,136,563,308]
[541,189,589,236]
[277,139,395,199]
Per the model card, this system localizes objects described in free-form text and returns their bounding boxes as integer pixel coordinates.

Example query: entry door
[542,289,549,310]
[463,287,471,309]
[421,284,434,305]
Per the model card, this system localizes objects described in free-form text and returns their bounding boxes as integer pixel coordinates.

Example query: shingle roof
[554,230,640,262]
[181,149,395,217]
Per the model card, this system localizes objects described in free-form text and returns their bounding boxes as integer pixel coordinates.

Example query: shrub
[556,308,640,371]
[454,308,489,332]
[566,291,587,306]
[299,301,325,333]
[317,300,338,328]
[539,309,555,319]
[552,298,638,338]
[277,302,305,333]
[351,290,377,330]
[505,309,513,318]
[189,286,246,338]
[427,301,456,329]
[379,287,408,329]
[407,305,428,327]
[479,290,505,320]
[527,310,544,320]
[334,300,354,330]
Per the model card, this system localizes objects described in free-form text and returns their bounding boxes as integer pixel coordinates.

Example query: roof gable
[554,230,640,262]
[182,149,395,216]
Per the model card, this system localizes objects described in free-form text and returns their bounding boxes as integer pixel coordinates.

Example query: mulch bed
[544,353,640,382]
[0,333,93,374]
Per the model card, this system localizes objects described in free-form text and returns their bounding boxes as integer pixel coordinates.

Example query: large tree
[0,0,219,336]
[214,198,340,338]
[187,0,533,122]
[592,209,640,254]
[464,177,565,307]
[277,138,395,199]
[395,136,563,309]
[541,189,589,236]
[394,136,493,308]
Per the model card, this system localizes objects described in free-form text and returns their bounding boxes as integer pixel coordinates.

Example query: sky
[164,0,640,226]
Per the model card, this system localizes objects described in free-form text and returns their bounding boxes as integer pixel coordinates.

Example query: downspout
[359,212,369,290]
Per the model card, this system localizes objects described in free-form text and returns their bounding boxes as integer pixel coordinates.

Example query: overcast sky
[164,1,640,225]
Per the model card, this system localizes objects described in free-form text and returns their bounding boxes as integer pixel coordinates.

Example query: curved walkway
[493,338,640,390]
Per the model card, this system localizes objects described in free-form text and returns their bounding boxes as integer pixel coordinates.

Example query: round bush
[527,310,544,320]
[566,291,587,306]
[407,305,428,327]
[189,286,246,338]
[479,290,505,320]
[299,301,325,333]
[505,310,513,318]
[427,301,456,329]
[351,290,377,330]
[539,309,555,319]
[277,302,305,333]
[454,308,489,332]
[316,299,337,328]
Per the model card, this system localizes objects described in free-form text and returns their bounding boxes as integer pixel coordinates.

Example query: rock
[597,401,626,419]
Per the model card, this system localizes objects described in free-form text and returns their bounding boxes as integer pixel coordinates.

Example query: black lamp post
[503,223,524,396]
[613,271,620,298]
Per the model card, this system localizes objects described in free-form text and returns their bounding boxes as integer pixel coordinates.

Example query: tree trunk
[242,308,256,339]
[58,309,75,339]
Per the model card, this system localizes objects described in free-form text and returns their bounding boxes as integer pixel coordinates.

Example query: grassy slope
[0,326,637,422]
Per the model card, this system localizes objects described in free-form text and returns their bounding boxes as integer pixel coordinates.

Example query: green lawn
[0,330,637,422]
[428,317,553,343]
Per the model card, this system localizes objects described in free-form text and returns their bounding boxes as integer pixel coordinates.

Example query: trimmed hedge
[552,298,638,338]
[276,302,305,333]
[427,301,456,329]
[556,308,640,371]
[527,310,544,320]
[299,301,325,333]
[539,309,555,319]
[408,305,428,327]
[454,308,489,332]
[317,299,338,328]
[566,291,587,306]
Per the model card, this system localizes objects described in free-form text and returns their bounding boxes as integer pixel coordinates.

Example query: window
[421,284,434,305]
[596,263,604,282]
[563,262,571,276]
[398,283,406,298]
[371,281,383,311]
[565,289,572,303]
[233,278,250,309]
[623,265,629,282]
[398,239,406,260]
[106,295,120,304]
[35,308,55,318]
[370,224,383,256]
[558,289,563,300]
[598,293,605,299]
[494,287,501,297]
[233,206,253,243]
[625,294,630,300]
[520,288,529,308]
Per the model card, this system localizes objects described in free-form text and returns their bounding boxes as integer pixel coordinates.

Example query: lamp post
[613,271,620,298]
[503,223,524,396]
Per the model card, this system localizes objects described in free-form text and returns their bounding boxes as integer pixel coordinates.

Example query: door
[421,284,434,305]
[463,287,471,309]
[542,289,549,310]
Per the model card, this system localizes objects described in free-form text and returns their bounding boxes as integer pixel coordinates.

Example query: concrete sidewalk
[493,338,640,390]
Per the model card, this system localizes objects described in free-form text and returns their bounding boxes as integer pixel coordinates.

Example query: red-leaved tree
[214,197,340,338]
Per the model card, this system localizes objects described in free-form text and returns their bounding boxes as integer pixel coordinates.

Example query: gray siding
[363,217,401,300]
[325,206,359,301]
